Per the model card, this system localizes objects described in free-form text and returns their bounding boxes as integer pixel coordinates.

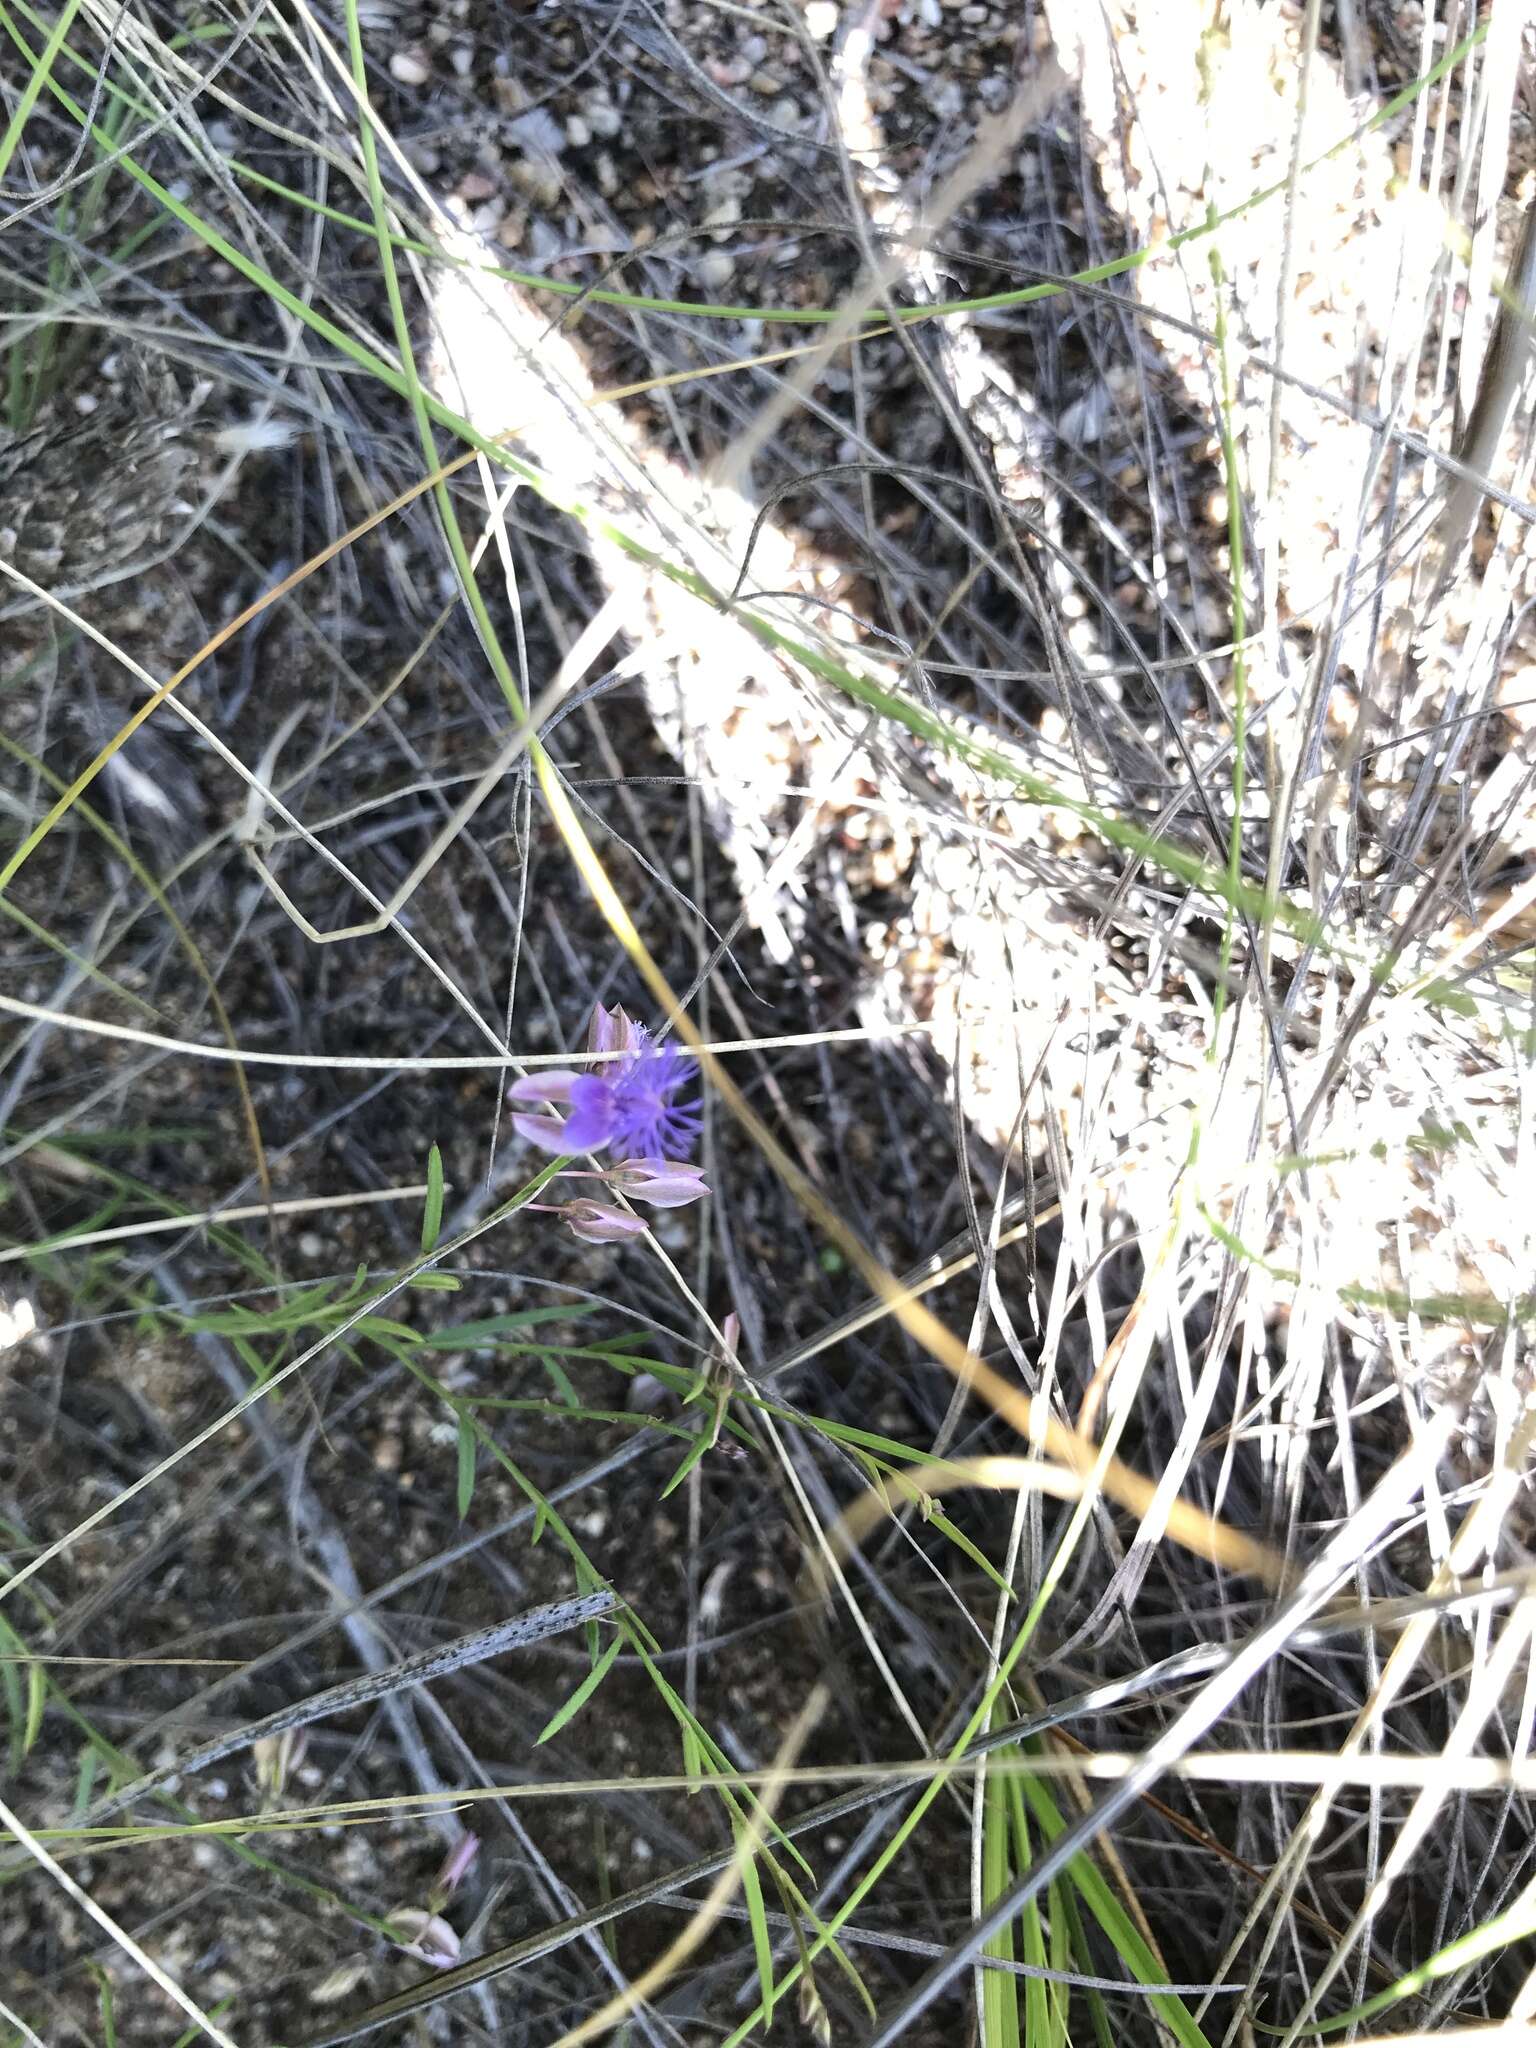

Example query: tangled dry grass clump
[3,2,1536,2044]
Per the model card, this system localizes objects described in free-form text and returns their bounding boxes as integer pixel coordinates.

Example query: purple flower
[510,1007,701,1161]
[605,1159,710,1209]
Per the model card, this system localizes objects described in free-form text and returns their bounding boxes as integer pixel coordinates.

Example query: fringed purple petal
[607,1041,701,1160]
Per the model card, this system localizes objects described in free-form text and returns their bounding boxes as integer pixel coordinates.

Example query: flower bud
[383,1908,460,1969]
[588,1003,643,1057]
[798,1968,833,2048]
[605,1158,710,1208]
[431,1833,480,1903]
[560,1199,648,1244]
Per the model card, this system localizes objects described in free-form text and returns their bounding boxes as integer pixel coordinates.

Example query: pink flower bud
[588,1003,643,1057]
[384,1908,460,1969]
[560,1199,648,1244]
[432,1833,479,1901]
[605,1158,710,1208]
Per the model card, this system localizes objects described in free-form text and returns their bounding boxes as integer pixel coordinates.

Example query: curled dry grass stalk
[2,0,1535,2044]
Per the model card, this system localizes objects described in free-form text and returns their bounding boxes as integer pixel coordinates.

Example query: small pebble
[510,157,562,207]
[698,248,737,289]
[805,0,838,36]
[703,194,740,240]
[388,46,430,86]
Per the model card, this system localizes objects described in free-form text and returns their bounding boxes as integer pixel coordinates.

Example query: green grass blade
[532,1632,623,1748]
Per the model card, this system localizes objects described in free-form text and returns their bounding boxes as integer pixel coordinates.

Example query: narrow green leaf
[926,1509,1014,1600]
[1020,1765,1211,2048]
[738,1827,778,2024]
[353,1314,423,1343]
[983,1757,1020,2048]
[659,1425,715,1500]
[421,1143,445,1252]
[169,2003,235,2048]
[681,1719,705,1793]
[420,1305,601,1348]
[231,1334,268,1383]
[1008,1777,1046,2048]
[1258,1874,1536,2035]
[22,1653,44,1759]
[0,1623,23,1776]
[456,1413,476,1520]
[88,1962,116,2048]
[0,0,85,186]
[1045,1874,1071,2046]
[539,1351,580,1408]
[74,1743,100,1816]
[533,1632,622,1746]
[1061,1888,1114,2048]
